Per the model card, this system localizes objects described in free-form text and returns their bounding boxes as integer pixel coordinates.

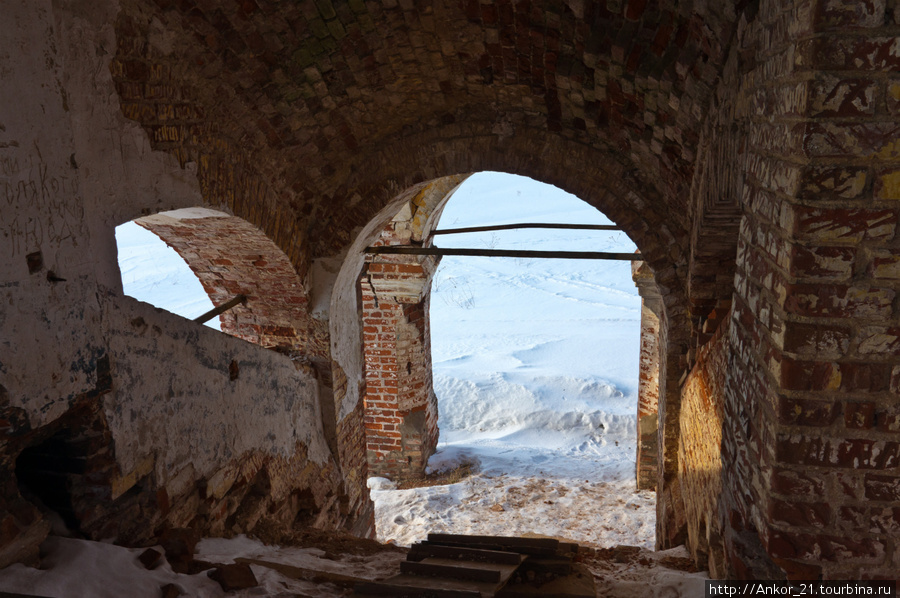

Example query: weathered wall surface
[101,296,347,541]
[0,0,362,567]
[713,0,900,581]
[679,317,730,578]
[633,261,662,492]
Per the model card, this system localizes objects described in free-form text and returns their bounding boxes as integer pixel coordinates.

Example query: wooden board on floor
[496,563,597,598]
[407,543,525,565]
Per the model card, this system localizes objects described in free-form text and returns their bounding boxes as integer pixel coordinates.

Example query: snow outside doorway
[368,172,657,549]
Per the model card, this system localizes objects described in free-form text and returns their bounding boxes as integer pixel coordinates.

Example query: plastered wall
[0,0,362,567]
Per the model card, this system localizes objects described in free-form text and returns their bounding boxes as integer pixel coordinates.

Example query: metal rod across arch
[365,246,642,261]
[194,293,248,324]
[432,222,622,235]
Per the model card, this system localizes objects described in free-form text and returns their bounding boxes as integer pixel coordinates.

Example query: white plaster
[328,175,469,422]
[52,0,208,291]
[0,0,336,497]
[308,253,346,320]
[0,0,106,424]
[105,296,333,479]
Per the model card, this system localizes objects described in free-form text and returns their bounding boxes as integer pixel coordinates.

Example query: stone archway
[6,0,900,581]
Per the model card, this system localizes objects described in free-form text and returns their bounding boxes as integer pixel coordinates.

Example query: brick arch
[326,165,694,506]
[318,124,691,320]
[129,208,329,359]
[111,0,747,303]
[317,129,696,512]
[109,0,752,561]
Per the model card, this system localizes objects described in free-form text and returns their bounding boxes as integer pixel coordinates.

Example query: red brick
[789,245,855,280]
[857,327,900,356]
[781,322,851,358]
[869,507,900,533]
[768,498,831,528]
[777,396,841,426]
[837,505,869,532]
[792,206,897,243]
[840,363,894,393]
[845,401,876,430]
[776,435,900,469]
[799,37,900,71]
[798,166,867,200]
[865,474,900,501]
[767,528,885,561]
[871,251,900,280]
[770,467,827,498]
[813,0,885,29]
[783,284,894,319]
[809,77,876,118]
[779,358,840,392]
[875,408,900,433]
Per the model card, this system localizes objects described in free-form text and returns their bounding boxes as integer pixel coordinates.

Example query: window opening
[116,214,220,330]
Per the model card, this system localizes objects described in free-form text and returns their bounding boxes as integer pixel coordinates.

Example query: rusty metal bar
[433,222,621,235]
[194,293,247,324]
[365,246,641,261]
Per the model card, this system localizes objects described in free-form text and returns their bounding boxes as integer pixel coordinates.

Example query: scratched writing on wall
[1,150,83,258]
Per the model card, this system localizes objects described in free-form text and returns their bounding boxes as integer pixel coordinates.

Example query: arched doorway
[346,172,657,547]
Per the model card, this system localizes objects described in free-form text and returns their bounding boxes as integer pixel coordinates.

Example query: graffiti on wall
[1,148,82,259]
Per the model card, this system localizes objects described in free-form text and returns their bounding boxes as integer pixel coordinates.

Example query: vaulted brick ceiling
[115,0,745,305]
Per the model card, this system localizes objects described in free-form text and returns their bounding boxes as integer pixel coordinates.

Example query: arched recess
[129,207,329,359]
[109,0,747,549]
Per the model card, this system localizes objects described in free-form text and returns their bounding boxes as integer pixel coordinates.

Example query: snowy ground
[0,172,703,597]
[0,533,705,597]
[370,172,657,550]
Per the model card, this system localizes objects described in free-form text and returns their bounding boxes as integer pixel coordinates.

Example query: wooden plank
[427,534,560,553]
[420,542,557,558]
[364,246,642,261]
[433,223,621,235]
[408,543,525,565]
[354,581,482,597]
[400,559,502,583]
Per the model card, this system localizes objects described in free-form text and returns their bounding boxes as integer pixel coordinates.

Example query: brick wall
[361,239,440,480]
[633,261,662,491]
[718,0,900,580]
[136,210,328,356]
[9,0,900,578]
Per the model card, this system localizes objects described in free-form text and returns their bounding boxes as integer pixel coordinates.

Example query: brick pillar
[721,0,900,580]
[632,261,662,491]
[361,255,439,480]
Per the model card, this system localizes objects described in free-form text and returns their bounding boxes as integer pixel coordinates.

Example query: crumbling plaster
[2,0,345,550]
